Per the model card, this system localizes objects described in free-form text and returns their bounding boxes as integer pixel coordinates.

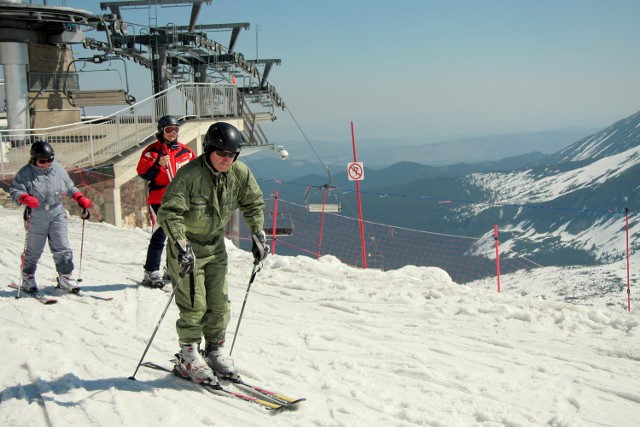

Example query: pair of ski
[141,361,305,411]
[8,283,113,304]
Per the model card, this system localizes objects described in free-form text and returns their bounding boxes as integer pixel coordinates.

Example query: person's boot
[141,270,165,289]
[204,341,240,381]
[21,272,38,293]
[175,342,218,384]
[57,273,80,293]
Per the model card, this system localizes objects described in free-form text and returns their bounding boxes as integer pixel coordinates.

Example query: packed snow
[0,205,639,426]
[468,145,640,204]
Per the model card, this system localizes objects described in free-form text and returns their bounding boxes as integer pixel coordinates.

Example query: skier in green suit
[158,122,269,385]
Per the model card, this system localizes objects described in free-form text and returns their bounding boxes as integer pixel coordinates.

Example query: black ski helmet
[30,140,55,161]
[157,115,179,133]
[203,122,242,160]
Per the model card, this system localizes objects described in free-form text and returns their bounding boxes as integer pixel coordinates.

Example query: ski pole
[15,207,32,299]
[229,260,262,356]
[128,270,185,381]
[77,209,90,282]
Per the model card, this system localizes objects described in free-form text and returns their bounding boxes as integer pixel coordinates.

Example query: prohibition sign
[347,162,364,181]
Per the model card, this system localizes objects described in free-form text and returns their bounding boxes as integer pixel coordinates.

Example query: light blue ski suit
[10,161,81,275]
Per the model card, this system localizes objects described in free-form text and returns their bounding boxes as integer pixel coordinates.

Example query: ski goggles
[163,126,179,134]
[36,157,54,165]
[214,150,237,159]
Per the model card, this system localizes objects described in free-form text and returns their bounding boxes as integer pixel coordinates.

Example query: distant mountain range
[249,112,640,268]
[244,127,597,180]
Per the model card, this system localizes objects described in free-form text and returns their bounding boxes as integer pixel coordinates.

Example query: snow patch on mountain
[467,145,640,205]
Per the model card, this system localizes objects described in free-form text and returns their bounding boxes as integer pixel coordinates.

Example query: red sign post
[350,122,367,269]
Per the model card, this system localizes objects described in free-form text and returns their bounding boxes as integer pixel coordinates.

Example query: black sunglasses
[36,158,54,165]
[214,150,237,159]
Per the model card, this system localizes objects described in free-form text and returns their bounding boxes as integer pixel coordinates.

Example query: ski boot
[57,274,81,293]
[175,342,218,385]
[21,272,38,293]
[141,270,165,289]
[204,341,240,381]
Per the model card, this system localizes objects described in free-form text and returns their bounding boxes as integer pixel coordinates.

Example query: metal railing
[0,83,244,177]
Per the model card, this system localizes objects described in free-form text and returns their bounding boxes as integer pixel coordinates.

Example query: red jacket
[137,139,196,205]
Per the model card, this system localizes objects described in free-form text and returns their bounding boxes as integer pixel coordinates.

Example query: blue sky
[205,0,640,142]
[29,1,640,142]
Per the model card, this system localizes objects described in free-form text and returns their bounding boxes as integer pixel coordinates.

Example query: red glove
[18,194,39,209]
[73,192,92,209]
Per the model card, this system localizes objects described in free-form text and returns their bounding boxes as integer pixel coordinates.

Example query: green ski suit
[157,154,265,344]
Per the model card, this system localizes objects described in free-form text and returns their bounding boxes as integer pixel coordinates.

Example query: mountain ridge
[247,127,595,180]
[251,110,640,268]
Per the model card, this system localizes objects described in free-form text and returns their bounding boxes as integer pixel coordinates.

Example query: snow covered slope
[0,205,639,426]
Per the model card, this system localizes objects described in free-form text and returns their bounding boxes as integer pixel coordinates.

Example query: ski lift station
[0,0,289,229]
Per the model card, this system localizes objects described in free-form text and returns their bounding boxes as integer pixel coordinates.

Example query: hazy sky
[33,1,640,142]
[196,0,640,142]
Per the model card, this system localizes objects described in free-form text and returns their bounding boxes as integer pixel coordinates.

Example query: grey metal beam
[247,59,282,66]
[188,1,203,32]
[172,23,250,32]
[260,61,276,89]
[100,0,211,11]
[229,26,242,52]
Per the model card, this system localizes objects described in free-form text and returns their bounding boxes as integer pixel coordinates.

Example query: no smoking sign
[347,162,364,181]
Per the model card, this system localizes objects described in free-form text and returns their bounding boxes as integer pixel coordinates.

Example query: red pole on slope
[625,208,631,312]
[316,186,328,260]
[351,121,367,269]
[270,190,279,255]
[494,224,501,293]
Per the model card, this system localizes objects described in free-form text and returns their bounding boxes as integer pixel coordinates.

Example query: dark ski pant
[23,205,74,275]
[167,233,230,345]
[144,204,166,272]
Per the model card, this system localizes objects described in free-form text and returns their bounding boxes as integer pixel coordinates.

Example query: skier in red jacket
[136,115,196,288]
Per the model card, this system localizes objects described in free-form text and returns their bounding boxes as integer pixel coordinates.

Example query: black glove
[175,240,195,276]
[251,230,270,263]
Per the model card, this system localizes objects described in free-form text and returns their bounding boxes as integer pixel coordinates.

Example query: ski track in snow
[0,205,639,426]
